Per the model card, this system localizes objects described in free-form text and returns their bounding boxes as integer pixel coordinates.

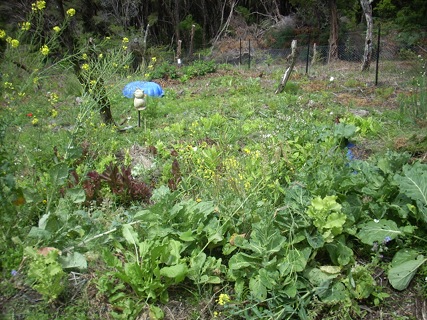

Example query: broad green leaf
[188,251,206,276]
[150,185,171,201]
[390,249,418,265]
[249,275,267,301]
[356,219,402,245]
[59,252,87,270]
[266,232,287,254]
[198,274,221,284]
[388,250,427,291]
[394,162,427,219]
[159,264,188,282]
[259,268,277,289]
[165,239,183,265]
[66,187,86,204]
[305,230,324,249]
[305,267,338,286]
[149,304,164,320]
[326,237,354,266]
[282,282,297,298]
[38,213,51,229]
[228,252,260,270]
[334,123,357,139]
[27,227,51,240]
[49,163,69,186]
[122,224,139,245]
[179,230,195,241]
[320,282,348,302]
[286,247,311,272]
[234,278,245,298]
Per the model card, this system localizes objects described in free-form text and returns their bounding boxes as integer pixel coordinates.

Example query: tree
[328,0,339,62]
[54,0,116,125]
[360,0,373,71]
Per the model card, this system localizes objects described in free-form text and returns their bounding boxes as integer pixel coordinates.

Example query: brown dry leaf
[229,233,246,246]
[37,247,61,256]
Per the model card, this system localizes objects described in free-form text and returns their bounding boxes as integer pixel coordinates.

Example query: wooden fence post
[176,40,182,66]
[275,40,297,94]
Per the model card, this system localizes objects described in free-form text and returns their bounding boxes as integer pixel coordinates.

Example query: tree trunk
[328,0,339,62]
[174,0,181,45]
[360,0,373,71]
[275,40,297,94]
[212,0,238,45]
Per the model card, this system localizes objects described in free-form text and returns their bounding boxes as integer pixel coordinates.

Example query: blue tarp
[122,81,164,98]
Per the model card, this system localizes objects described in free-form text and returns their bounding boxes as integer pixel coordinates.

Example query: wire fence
[208,28,426,85]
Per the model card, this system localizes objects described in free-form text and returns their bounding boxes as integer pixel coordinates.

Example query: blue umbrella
[122,81,164,98]
[122,81,164,128]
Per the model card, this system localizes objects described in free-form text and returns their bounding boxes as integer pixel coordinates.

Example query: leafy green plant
[95,190,227,316]
[387,249,427,291]
[394,162,427,222]
[25,247,66,302]
[306,195,346,243]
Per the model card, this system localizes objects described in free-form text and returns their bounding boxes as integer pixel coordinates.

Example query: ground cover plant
[1,4,427,320]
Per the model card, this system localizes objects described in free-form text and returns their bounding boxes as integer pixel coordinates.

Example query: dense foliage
[1,1,427,319]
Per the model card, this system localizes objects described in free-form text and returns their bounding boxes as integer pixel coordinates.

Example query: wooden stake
[275,40,297,94]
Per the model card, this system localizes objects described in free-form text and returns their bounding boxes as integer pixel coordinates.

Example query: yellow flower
[4,82,14,89]
[98,53,103,59]
[90,80,96,86]
[151,57,157,62]
[11,39,19,48]
[32,1,46,11]
[66,8,76,17]
[53,26,61,33]
[40,44,49,56]
[0,29,6,39]
[37,1,46,10]
[82,53,88,60]
[122,45,128,50]
[51,109,58,118]
[21,22,31,31]
[217,293,231,306]
[33,77,39,85]
[81,63,89,71]
[48,92,58,104]
[122,37,129,43]
[32,117,39,125]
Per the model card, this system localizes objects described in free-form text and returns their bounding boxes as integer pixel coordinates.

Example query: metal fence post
[248,39,251,69]
[306,34,310,74]
[375,24,381,85]
[239,38,242,65]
